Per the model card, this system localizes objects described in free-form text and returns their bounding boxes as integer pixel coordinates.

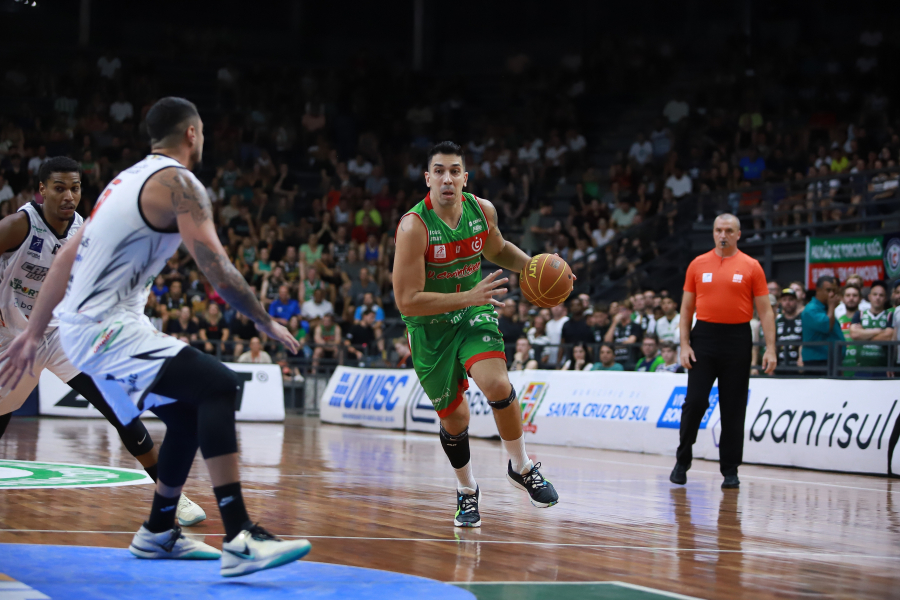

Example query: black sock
[439,425,471,469]
[214,482,252,542]
[145,492,179,533]
[144,464,159,482]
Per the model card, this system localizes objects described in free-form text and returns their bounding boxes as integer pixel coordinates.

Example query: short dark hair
[427,141,464,170]
[361,309,374,317]
[815,275,836,289]
[38,156,80,185]
[660,341,676,351]
[146,97,199,145]
[870,280,889,294]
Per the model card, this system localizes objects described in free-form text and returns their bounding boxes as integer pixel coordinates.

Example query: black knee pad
[151,347,241,461]
[439,425,470,469]
[488,387,516,410]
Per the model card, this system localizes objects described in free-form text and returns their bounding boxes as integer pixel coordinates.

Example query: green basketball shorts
[407,305,507,418]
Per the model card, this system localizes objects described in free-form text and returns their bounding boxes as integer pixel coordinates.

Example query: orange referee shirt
[684,250,768,324]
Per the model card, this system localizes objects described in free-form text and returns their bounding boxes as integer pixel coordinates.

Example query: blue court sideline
[0,543,475,599]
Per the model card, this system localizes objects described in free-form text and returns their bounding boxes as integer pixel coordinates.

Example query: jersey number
[456,284,461,293]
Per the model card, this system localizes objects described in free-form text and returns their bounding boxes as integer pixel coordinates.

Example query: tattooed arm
[147,168,299,353]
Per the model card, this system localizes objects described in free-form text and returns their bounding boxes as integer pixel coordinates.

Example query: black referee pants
[676,321,752,477]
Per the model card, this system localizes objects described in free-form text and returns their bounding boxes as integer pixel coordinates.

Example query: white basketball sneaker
[129,525,221,560]
[220,523,311,577]
[176,494,207,527]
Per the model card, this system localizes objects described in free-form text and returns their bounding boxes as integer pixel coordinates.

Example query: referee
[670,214,776,489]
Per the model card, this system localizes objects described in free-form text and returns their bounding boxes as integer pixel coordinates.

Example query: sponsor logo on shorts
[104,372,140,395]
[519,382,548,433]
[468,312,498,327]
[28,235,44,253]
[657,386,720,429]
[10,278,38,298]
[22,262,48,281]
[91,324,123,354]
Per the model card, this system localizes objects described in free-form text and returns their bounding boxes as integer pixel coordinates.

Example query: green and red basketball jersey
[399,191,490,328]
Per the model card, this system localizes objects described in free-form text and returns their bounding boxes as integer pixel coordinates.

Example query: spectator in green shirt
[635,336,665,372]
[354,199,383,227]
[591,343,625,371]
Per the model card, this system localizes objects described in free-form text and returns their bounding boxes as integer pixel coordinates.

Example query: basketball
[520,254,574,308]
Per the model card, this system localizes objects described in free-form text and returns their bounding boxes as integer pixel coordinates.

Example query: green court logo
[0,460,151,490]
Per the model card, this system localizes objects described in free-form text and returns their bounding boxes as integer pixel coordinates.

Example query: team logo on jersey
[472,237,483,252]
[51,243,61,255]
[434,245,446,259]
[28,235,43,253]
[22,263,48,281]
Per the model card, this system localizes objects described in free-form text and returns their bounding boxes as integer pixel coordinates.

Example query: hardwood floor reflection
[1,416,898,599]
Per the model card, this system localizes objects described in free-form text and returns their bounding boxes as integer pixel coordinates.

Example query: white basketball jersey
[58,154,188,321]
[0,202,83,334]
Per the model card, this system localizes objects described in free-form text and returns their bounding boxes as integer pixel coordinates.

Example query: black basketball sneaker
[454,486,481,528]
[507,461,559,508]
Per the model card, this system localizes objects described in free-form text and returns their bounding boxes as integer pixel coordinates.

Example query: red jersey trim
[464,351,507,373]
[470,195,491,236]
[424,192,434,210]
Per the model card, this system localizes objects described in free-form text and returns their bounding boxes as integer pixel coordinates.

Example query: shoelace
[522,462,548,489]
[162,526,183,553]
[458,492,478,515]
[248,523,280,542]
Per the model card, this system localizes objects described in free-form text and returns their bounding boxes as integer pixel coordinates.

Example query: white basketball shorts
[58,309,186,425]
[0,328,81,416]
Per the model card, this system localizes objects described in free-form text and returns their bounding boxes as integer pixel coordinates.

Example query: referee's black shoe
[669,463,688,485]
[721,474,740,489]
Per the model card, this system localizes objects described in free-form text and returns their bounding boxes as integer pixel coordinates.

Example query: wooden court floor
[1,415,898,599]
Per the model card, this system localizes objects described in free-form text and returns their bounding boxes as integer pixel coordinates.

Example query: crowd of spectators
[2,28,898,381]
[606,29,900,240]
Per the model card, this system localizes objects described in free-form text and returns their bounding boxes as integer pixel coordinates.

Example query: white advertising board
[319,366,415,429]
[38,362,285,422]
[324,368,900,476]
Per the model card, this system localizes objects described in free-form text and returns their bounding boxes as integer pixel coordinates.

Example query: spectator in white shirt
[663,95,689,124]
[665,166,693,199]
[301,287,334,323]
[347,154,373,179]
[544,303,569,367]
[654,296,681,348]
[109,92,134,123]
[96,52,122,79]
[27,146,49,176]
[0,175,13,202]
[236,337,273,364]
[628,133,653,166]
[591,218,615,247]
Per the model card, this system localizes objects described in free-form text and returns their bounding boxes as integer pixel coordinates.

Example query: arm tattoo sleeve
[193,240,271,325]
[161,170,213,226]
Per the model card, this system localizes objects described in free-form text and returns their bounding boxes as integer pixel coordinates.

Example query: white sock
[503,434,533,474]
[454,461,477,494]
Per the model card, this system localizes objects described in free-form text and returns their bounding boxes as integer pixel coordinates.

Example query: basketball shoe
[454,486,481,528]
[129,525,221,559]
[221,523,312,577]
[507,461,558,507]
[177,494,207,527]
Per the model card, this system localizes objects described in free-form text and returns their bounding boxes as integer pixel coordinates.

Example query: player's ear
[424,171,431,186]
[462,170,468,188]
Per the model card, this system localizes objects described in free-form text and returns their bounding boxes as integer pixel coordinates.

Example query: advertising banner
[805,234,900,287]
[324,368,900,476]
[319,366,416,429]
[38,363,285,422]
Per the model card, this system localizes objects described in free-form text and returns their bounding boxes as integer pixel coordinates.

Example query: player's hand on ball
[257,319,301,354]
[469,269,508,308]
[0,332,40,390]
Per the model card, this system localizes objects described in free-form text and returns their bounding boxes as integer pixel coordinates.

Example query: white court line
[533,451,900,494]
[2,530,898,561]
[451,581,703,600]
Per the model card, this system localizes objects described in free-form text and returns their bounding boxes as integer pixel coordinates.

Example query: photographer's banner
[805,233,900,287]
[38,363,285,422]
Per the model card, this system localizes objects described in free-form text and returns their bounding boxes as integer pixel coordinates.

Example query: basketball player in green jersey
[394,141,558,527]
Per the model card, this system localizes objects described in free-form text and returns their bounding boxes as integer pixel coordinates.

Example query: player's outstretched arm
[0,225,86,390]
[477,198,530,273]
[394,214,508,316]
[148,169,299,354]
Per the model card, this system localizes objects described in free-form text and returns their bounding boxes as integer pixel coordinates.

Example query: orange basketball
[520,254,574,308]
